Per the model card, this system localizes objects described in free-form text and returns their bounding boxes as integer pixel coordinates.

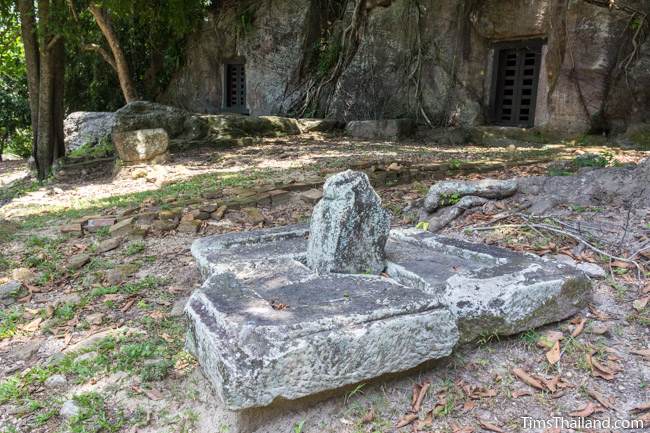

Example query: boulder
[63,111,115,152]
[423,179,517,213]
[112,128,169,163]
[345,118,415,140]
[112,101,190,138]
[307,170,390,274]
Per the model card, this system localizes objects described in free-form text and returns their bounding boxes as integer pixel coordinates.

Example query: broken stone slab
[307,170,390,274]
[345,118,415,140]
[423,179,517,213]
[187,224,590,410]
[186,246,458,410]
[386,229,591,342]
[85,218,116,233]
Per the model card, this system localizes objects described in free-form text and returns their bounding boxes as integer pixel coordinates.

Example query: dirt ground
[0,134,648,433]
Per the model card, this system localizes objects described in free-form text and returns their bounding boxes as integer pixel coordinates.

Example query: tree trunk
[89,3,138,103]
[16,0,40,156]
[35,0,54,179]
[17,0,65,180]
[52,37,66,160]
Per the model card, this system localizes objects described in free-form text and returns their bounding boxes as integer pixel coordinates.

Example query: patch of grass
[90,275,163,299]
[0,307,23,340]
[18,170,263,230]
[519,329,539,349]
[23,235,66,285]
[125,241,145,256]
[67,392,125,433]
[0,376,23,404]
[573,151,613,168]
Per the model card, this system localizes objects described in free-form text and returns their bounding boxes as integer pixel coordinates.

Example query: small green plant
[415,221,430,231]
[125,241,145,256]
[439,192,461,206]
[573,152,613,168]
[448,158,462,170]
[293,420,305,433]
[67,392,125,433]
[0,307,23,340]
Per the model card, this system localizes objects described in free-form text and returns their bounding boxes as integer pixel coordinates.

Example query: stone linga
[307,170,390,274]
[185,170,591,412]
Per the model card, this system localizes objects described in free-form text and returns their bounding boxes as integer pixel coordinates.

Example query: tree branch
[82,43,117,71]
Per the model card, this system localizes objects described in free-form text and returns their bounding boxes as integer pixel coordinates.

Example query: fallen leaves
[570,316,587,337]
[630,347,650,360]
[568,402,605,417]
[512,368,545,391]
[476,418,505,433]
[586,350,621,381]
[545,340,561,365]
[395,380,432,429]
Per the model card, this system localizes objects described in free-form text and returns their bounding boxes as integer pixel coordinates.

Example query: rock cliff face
[161,0,650,135]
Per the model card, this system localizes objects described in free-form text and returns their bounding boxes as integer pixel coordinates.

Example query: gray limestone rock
[423,179,518,213]
[306,170,390,274]
[425,195,488,232]
[0,280,21,305]
[60,400,81,419]
[63,111,115,152]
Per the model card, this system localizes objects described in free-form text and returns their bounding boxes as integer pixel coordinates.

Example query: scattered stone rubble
[185,170,591,417]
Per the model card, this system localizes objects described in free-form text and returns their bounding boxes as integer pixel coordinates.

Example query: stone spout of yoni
[306,170,390,274]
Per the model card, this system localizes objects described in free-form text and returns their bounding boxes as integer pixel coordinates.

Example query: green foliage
[235,2,256,36]
[0,4,30,157]
[316,38,341,77]
[64,0,210,111]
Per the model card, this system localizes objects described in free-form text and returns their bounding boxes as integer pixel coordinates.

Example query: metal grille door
[491,41,542,127]
[225,64,246,113]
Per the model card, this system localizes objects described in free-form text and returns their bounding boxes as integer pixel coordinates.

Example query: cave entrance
[489,39,543,128]
[224,62,247,114]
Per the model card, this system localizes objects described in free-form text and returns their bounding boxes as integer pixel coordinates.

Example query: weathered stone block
[112,128,169,163]
[345,118,415,140]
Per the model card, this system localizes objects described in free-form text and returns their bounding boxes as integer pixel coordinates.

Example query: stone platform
[186,225,590,410]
